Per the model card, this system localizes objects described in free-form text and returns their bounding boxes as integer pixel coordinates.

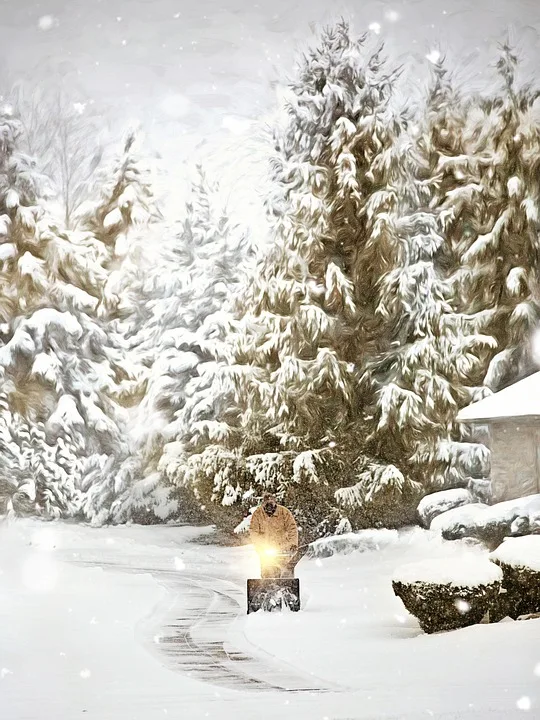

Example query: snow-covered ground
[1,519,539,719]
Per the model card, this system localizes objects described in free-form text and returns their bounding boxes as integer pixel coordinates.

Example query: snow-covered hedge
[491,535,540,572]
[430,494,540,547]
[490,536,540,619]
[305,529,400,559]
[392,557,503,633]
[417,489,473,528]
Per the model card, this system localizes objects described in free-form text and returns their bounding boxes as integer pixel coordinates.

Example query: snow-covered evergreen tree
[0,113,129,520]
[456,46,540,391]
[229,25,402,446]
[115,168,252,521]
[341,64,494,519]
[8,81,106,229]
[0,389,82,519]
[70,131,167,523]
[76,131,160,320]
[171,23,408,536]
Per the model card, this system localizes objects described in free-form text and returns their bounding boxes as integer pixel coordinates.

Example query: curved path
[68,547,345,695]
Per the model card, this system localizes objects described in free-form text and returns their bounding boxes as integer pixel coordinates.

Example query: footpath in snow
[1,519,539,719]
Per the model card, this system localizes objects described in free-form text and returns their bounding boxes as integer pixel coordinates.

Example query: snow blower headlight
[264,547,278,557]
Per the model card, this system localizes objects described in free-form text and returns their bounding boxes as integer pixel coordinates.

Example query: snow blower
[247,546,300,614]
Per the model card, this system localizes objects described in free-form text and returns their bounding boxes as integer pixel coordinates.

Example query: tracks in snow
[68,552,343,694]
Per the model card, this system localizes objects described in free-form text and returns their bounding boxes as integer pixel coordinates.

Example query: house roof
[457,371,540,423]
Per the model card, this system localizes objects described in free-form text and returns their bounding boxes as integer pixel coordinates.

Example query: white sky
[2,0,540,218]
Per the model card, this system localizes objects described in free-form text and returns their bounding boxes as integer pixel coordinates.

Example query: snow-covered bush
[305,529,399,558]
[490,536,540,619]
[417,489,473,528]
[392,557,503,633]
[431,494,540,547]
[467,477,492,504]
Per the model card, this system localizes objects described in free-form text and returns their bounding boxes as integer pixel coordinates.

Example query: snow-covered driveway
[1,519,539,719]
[68,536,337,693]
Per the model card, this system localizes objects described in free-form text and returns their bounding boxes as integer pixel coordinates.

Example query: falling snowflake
[368,22,381,35]
[154,634,162,644]
[174,557,186,571]
[73,102,86,115]
[1,668,13,679]
[385,10,400,22]
[38,15,57,31]
[80,669,91,680]
[426,49,441,64]
[517,697,532,711]
[315,558,323,567]
[395,614,406,624]
[454,599,470,614]
[534,662,540,677]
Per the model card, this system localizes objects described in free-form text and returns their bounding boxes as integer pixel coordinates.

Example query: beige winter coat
[249,504,298,551]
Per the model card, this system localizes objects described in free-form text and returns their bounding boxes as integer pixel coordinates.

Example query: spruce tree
[73,132,165,523]
[0,113,126,520]
[344,64,493,519]
[457,46,540,391]
[118,168,251,522]
[175,23,407,536]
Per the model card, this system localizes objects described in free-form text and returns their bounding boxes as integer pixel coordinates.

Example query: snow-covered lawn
[1,520,539,719]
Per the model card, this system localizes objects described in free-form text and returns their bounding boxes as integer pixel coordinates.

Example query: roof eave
[457,413,540,424]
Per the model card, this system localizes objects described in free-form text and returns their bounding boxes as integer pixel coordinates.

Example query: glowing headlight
[264,547,278,557]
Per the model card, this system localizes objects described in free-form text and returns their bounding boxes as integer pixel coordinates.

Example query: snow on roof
[457,372,540,423]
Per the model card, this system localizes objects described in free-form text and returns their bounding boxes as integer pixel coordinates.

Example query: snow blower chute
[247,546,300,613]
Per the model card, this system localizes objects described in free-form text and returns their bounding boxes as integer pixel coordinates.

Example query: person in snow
[249,493,299,577]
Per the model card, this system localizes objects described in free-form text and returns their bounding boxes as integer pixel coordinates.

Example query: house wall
[491,422,539,502]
